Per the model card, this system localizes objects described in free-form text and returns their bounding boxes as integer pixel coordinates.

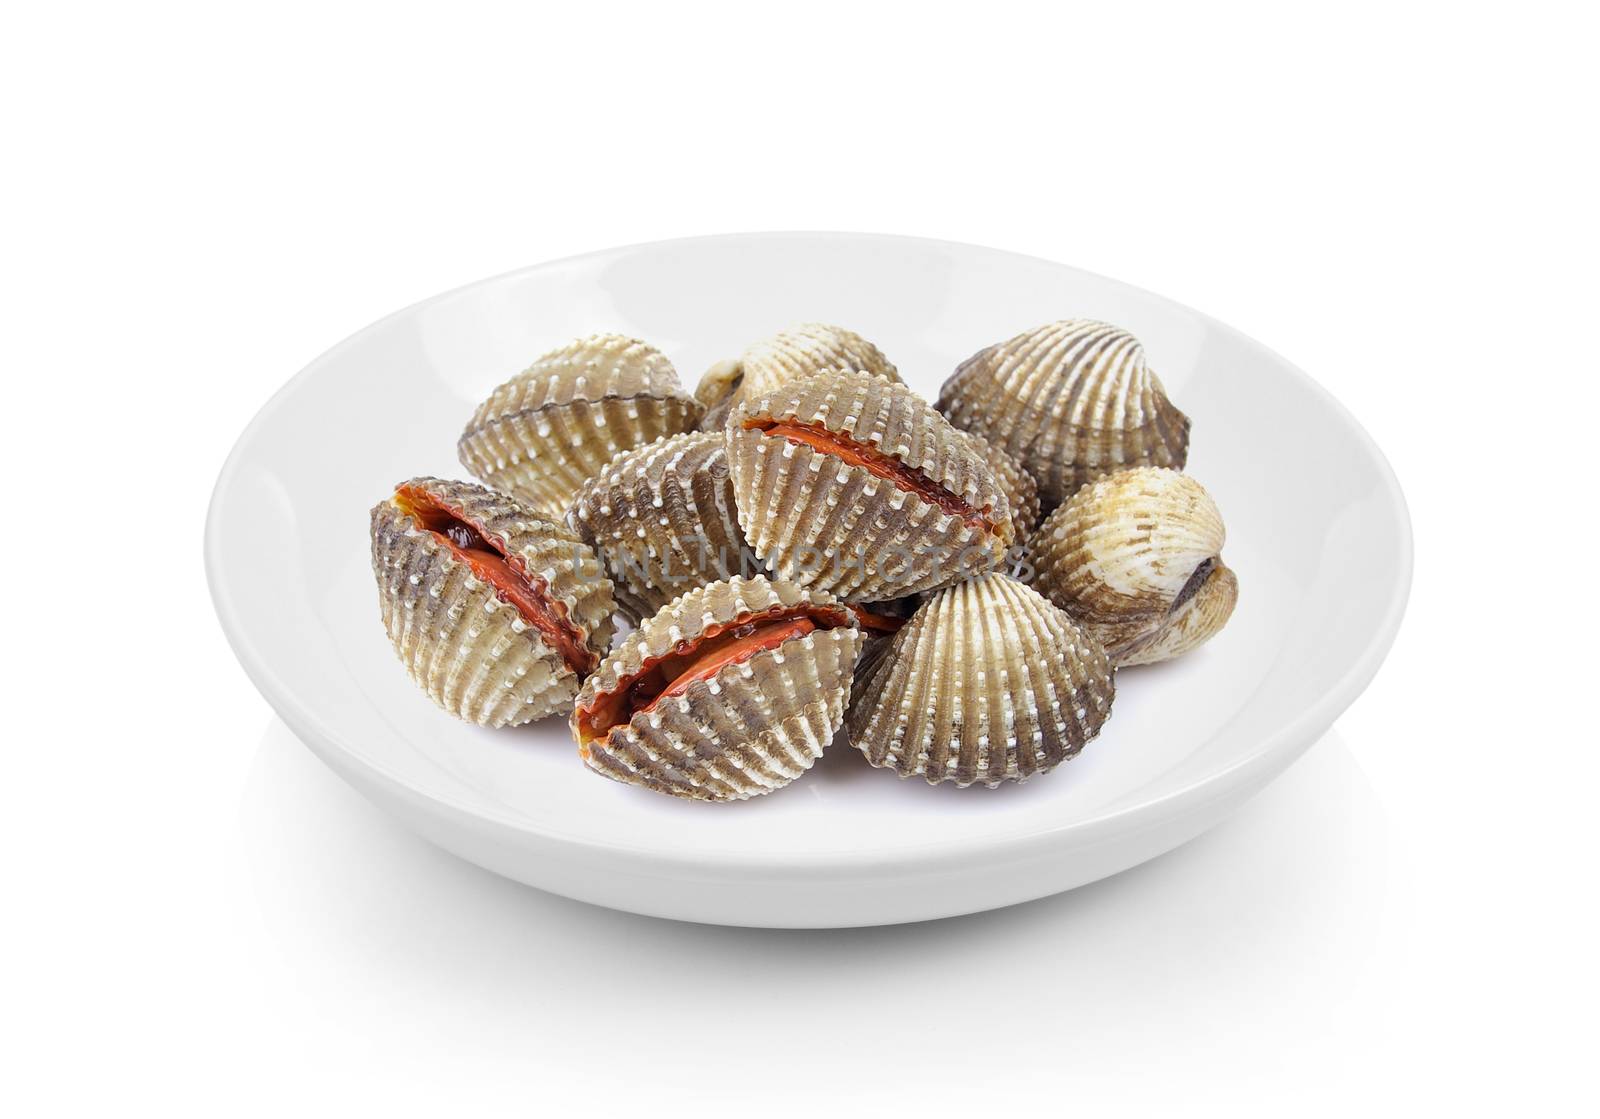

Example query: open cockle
[369,477,617,726]
[845,572,1115,787]
[724,368,1017,602]
[1029,466,1238,666]
[695,322,900,431]
[937,319,1190,510]
[458,333,703,517]
[571,576,863,802]
[565,430,762,624]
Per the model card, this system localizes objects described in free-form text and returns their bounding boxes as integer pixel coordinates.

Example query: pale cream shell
[936,319,1190,509]
[370,477,617,727]
[845,573,1115,787]
[1115,561,1238,666]
[571,575,863,802]
[1028,466,1237,666]
[725,369,1017,603]
[695,323,900,431]
[566,431,763,623]
[458,334,703,516]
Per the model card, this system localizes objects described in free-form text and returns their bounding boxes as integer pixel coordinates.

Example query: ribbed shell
[696,323,900,431]
[725,369,1017,603]
[572,576,863,802]
[954,428,1041,532]
[936,319,1190,509]
[846,573,1114,787]
[1029,467,1237,666]
[370,477,617,727]
[458,334,703,516]
[566,431,762,623]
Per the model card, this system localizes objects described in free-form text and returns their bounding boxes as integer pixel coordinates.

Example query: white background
[6,2,1597,1114]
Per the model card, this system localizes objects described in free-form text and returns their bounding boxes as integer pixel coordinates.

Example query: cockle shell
[953,428,1041,532]
[571,576,863,802]
[458,334,703,517]
[1029,467,1238,667]
[845,572,1115,787]
[695,323,901,431]
[725,369,1017,603]
[566,431,762,624]
[936,319,1190,510]
[370,477,616,727]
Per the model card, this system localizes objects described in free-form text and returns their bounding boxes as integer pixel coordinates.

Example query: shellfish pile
[369,321,1238,801]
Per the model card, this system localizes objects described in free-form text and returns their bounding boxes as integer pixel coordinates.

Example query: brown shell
[566,431,763,624]
[571,576,863,802]
[695,323,900,431]
[370,477,616,726]
[936,319,1190,510]
[1029,467,1237,666]
[725,369,1017,603]
[845,573,1115,787]
[952,428,1041,532]
[458,334,703,517]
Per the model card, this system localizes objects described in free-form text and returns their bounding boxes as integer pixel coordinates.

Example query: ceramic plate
[206,233,1411,927]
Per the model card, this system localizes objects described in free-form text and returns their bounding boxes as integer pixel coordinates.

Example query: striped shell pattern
[937,319,1189,510]
[370,477,616,726]
[458,333,703,516]
[846,573,1115,787]
[695,323,901,431]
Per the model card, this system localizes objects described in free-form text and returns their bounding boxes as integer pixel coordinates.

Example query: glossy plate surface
[206,233,1411,927]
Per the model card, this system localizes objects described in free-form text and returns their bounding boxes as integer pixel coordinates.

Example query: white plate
[206,233,1411,928]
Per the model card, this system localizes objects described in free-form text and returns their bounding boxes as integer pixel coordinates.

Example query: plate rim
[204,230,1414,871]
